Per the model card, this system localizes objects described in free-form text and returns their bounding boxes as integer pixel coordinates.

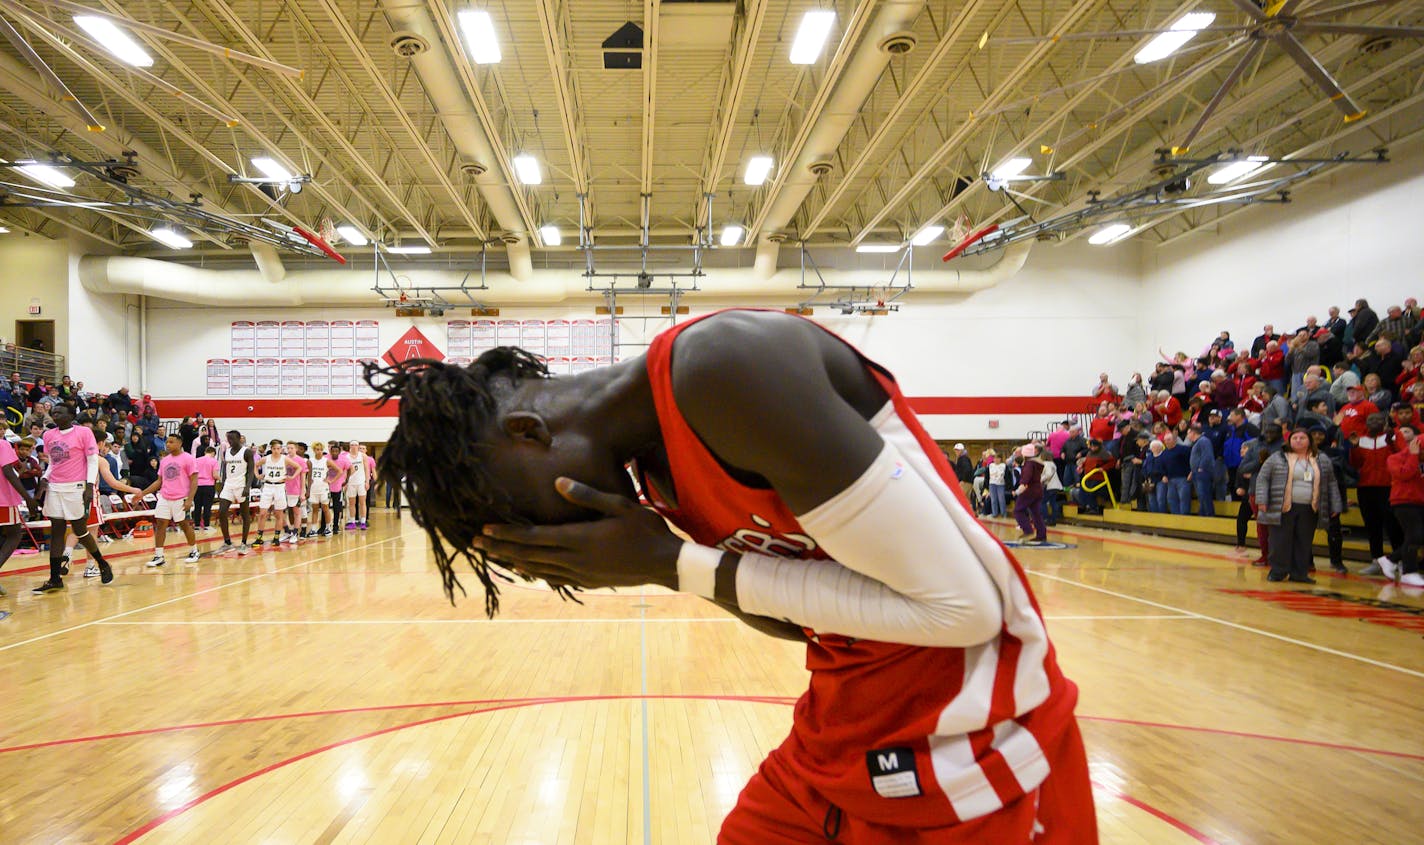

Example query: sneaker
[1266,572,1287,582]
[267,538,281,547]
[185,549,202,564]
[237,543,252,556]
[1379,556,1399,580]
[1330,564,1349,575]
[32,579,64,594]
[146,554,165,568]
[58,554,71,576]
[1287,575,1317,584]
[359,521,368,530]
[345,521,356,530]
[1361,562,1384,576]
[1250,558,1268,567]
[98,559,113,585]
[83,562,101,578]
[1401,572,1424,587]
[320,528,331,537]
[216,542,236,555]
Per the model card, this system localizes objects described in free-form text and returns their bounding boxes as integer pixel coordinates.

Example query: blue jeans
[1043,491,1063,525]
[989,484,1007,517]
[1193,475,1216,517]
[1167,477,1191,515]
[1151,481,1168,513]
[1060,462,1078,488]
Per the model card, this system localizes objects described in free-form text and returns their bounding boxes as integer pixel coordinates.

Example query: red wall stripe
[160,396,1092,419]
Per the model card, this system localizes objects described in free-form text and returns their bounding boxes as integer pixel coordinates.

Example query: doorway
[15,319,55,353]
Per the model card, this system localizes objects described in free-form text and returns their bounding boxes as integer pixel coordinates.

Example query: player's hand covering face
[474,478,681,592]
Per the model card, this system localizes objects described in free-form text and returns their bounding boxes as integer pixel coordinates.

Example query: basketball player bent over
[372,310,1095,843]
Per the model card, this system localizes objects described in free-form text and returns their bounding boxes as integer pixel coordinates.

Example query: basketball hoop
[318,216,337,246]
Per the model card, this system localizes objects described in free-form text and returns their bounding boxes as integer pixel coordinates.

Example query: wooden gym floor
[1,511,1421,844]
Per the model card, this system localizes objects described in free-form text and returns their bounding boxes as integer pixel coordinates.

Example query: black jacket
[1348,307,1379,348]
[953,453,973,483]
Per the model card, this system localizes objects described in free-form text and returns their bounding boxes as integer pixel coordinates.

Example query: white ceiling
[0,0,1421,261]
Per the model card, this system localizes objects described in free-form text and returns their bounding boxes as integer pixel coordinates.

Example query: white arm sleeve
[733,442,1004,648]
[86,453,100,485]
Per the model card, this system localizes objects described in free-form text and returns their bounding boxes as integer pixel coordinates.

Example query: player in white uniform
[216,430,257,555]
[255,440,302,548]
[344,439,368,529]
[307,441,337,537]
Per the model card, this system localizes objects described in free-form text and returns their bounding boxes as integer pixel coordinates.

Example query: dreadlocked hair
[365,348,582,617]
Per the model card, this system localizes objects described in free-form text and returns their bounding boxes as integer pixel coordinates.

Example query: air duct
[753,1,924,278]
[79,241,1029,307]
[248,241,286,283]
[381,0,533,281]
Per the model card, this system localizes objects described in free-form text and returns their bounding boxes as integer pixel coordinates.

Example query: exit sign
[27,304,40,315]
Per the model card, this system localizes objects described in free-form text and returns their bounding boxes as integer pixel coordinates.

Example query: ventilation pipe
[754,1,923,278]
[79,241,1029,307]
[383,0,533,281]
[248,241,287,283]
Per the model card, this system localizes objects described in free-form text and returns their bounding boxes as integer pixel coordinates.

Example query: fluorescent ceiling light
[512,154,542,185]
[0,226,9,234]
[457,9,501,64]
[335,225,368,246]
[1088,223,1133,245]
[720,224,744,246]
[990,157,1032,181]
[743,155,774,186]
[789,10,836,65]
[250,156,294,182]
[149,227,192,249]
[1207,155,1271,185]
[386,244,432,254]
[910,225,944,246]
[855,244,901,254]
[19,163,75,189]
[539,225,561,246]
[1134,12,1215,64]
[74,15,154,67]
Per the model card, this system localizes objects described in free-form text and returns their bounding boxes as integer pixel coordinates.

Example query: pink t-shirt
[159,451,198,501]
[285,455,308,496]
[43,425,97,484]
[195,455,219,486]
[328,454,346,489]
[0,439,22,507]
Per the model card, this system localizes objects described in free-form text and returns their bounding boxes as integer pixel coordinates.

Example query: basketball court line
[91,613,1196,626]
[0,530,413,654]
[1025,570,1424,679]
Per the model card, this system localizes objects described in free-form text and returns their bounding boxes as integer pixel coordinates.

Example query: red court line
[108,695,1218,845]
[1092,781,1222,844]
[1079,714,1424,762]
[0,536,231,578]
[0,693,798,755]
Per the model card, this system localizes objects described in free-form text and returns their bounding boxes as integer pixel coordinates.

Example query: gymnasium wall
[0,234,69,360]
[126,237,1141,442]
[1138,144,1424,360]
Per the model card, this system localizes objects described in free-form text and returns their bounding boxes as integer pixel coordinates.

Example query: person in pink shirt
[283,442,309,543]
[193,446,219,529]
[360,444,376,530]
[34,404,111,593]
[132,434,201,566]
[327,441,347,531]
[0,423,40,597]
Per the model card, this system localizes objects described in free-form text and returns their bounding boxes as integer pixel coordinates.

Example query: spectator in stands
[1046,420,1071,465]
[1223,409,1259,496]
[951,443,973,500]
[1149,362,1175,396]
[1155,431,1191,515]
[1012,444,1047,544]
[1334,383,1378,442]
[1074,439,1118,515]
[1202,409,1230,499]
[1251,324,1277,358]
[1260,385,1290,431]
[1092,373,1120,403]
[1373,339,1405,397]
[1123,373,1148,409]
[138,393,159,418]
[1397,345,1424,394]
[179,416,200,453]
[1240,381,1267,422]
[1347,299,1379,350]
[1089,402,1117,442]
[14,437,40,497]
[1123,431,1151,509]
[1141,439,1166,512]
[1041,451,1063,526]
[23,404,52,432]
[1315,326,1342,369]
[1186,424,1217,516]
[6,372,21,397]
[1259,340,1286,394]
[1349,412,1401,576]
[1370,303,1413,345]
[1324,306,1347,342]
[1210,369,1237,412]
[1312,426,1350,574]
[1153,390,1183,428]
[1329,362,1361,406]
[107,386,135,416]
[987,454,1008,518]
[1382,424,1424,587]
[125,430,157,489]
[1390,401,1421,438]
[1287,330,1320,398]
[1363,372,1392,410]
[1061,424,1087,487]
[1236,423,1282,561]
[26,376,48,406]
[38,386,61,409]
[1256,428,1342,584]
[1295,398,1333,434]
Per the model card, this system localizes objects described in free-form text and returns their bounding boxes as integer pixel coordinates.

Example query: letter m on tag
[865,746,922,799]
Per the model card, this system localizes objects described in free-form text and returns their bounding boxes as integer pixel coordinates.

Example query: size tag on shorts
[865,747,922,798]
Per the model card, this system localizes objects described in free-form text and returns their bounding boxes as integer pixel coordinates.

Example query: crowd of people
[0,369,397,596]
[949,296,1424,586]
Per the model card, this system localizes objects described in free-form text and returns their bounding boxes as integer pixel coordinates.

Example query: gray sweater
[1254,451,1344,527]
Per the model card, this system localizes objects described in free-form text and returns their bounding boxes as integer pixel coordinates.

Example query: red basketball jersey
[640,312,1079,828]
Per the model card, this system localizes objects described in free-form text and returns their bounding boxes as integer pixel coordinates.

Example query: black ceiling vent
[603,21,643,69]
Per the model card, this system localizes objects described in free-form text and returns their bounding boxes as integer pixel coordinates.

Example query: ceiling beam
[848,0,1106,244]
[695,0,769,230]
[535,0,592,228]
